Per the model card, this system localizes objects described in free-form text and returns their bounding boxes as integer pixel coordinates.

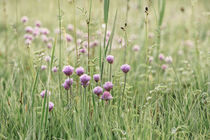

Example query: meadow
[0,0,209,139]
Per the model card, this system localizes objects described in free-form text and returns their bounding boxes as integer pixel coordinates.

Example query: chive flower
[63,65,74,76]
[103,81,113,91]
[76,67,85,76]
[101,91,113,101]
[93,86,103,97]
[80,74,91,87]
[121,64,131,73]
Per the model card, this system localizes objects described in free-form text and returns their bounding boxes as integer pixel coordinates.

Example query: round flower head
[25,26,33,34]
[121,64,131,73]
[106,55,114,64]
[21,16,28,23]
[47,42,52,49]
[90,40,99,48]
[67,24,74,31]
[132,45,140,52]
[40,28,50,35]
[40,90,51,98]
[159,53,165,61]
[101,91,113,101]
[161,64,168,71]
[52,66,58,73]
[76,67,85,76]
[35,20,41,27]
[93,74,100,83]
[63,65,74,76]
[80,74,91,87]
[41,35,48,43]
[165,56,173,63]
[41,65,47,70]
[33,27,40,37]
[62,78,73,90]
[149,56,153,63]
[103,81,113,91]
[80,48,86,54]
[25,39,31,45]
[83,41,88,48]
[45,56,51,62]
[66,34,73,42]
[24,34,33,40]
[93,86,103,96]
[49,102,54,112]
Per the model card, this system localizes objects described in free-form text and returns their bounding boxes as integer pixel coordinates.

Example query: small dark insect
[125,23,127,27]
[145,7,148,12]
[180,7,185,12]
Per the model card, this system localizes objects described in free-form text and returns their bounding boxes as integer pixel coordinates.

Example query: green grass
[0,0,209,139]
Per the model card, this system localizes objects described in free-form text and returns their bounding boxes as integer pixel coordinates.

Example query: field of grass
[0,0,209,139]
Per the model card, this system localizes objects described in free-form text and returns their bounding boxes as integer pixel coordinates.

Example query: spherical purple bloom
[41,35,48,43]
[25,26,33,33]
[52,66,58,73]
[45,56,51,62]
[90,40,99,48]
[40,90,51,98]
[33,27,40,37]
[47,42,52,49]
[93,86,103,96]
[159,53,165,61]
[41,65,47,70]
[80,74,91,87]
[161,64,168,70]
[132,45,140,52]
[165,56,173,63]
[25,39,31,45]
[49,102,54,112]
[67,24,74,31]
[21,16,28,23]
[62,78,73,90]
[93,74,100,83]
[63,65,74,76]
[40,28,50,35]
[76,67,85,76]
[101,91,113,101]
[66,34,73,42]
[103,81,113,91]
[121,64,131,73]
[80,48,86,54]
[106,55,114,64]
[35,20,41,27]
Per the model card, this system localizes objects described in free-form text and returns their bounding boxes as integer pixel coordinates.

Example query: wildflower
[90,40,99,48]
[52,66,58,73]
[40,90,51,98]
[93,86,103,96]
[35,20,41,27]
[67,24,74,31]
[40,28,50,35]
[25,39,31,45]
[165,56,173,63]
[62,78,73,90]
[161,64,168,70]
[66,34,73,42]
[80,74,91,87]
[33,27,40,37]
[93,74,100,83]
[121,64,131,73]
[101,91,113,101]
[49,102,54,112]
[76,67,85,76]
[41,35,48,43]
[149,56,153,63]
[25,26,33,34]
[103,81,113,91]
[41,65,47,70]
[63,65,74,76]
[80,48,86,54]
[47,42,52,49]
[132,45,140,52]
[21,16,28,23]
[44,56,51,62]
[106,55,114,64]
[159,53,165,61]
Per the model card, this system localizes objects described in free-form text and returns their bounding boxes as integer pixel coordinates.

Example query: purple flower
[35,20,41,27]
[41,65,47,70]
[80,74,91,87]
[80,48,86,54]
[67,24,74,31]
[93,74,100,83]
[25,39,31,45]
[52,66,58,73]
[106,55,114,64]
[103,81,113,91]
[25,26,33,34]
[121,64,131,73]
[45,56,51,62]
[159,53,165,61]
[40,28,50,35]
[63,65,74,76]
[76,67,85,76]
[49,102,54,112]
[40,90,51,98]
[62,78,73,90]
[93,86,103,96]
[161,64,168,70]
[66,34,73,42]
[47,42,52,49]
[132,45,140,52]
[101,91,113,101]
[21,16,28,23]
[165,56,173,63]
[90,40,99,48]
